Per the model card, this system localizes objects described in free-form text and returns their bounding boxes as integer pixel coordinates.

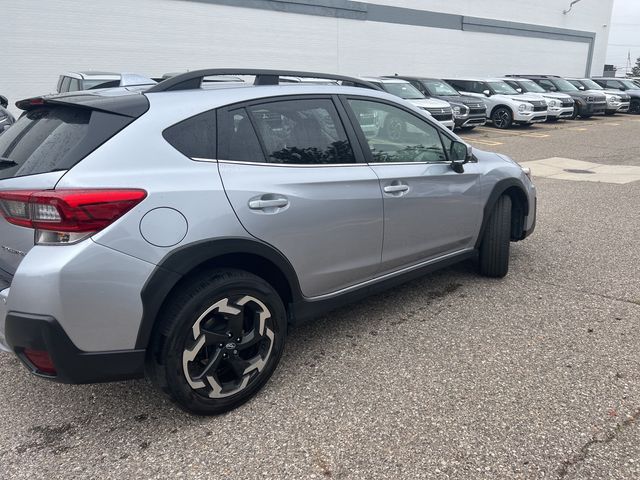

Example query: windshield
[518,80,546,93]
[579,79,603,90]
[620,79,639,89]
[551,79,579,92]
[488,81,519,95]
[422,79,459,96]
[382,82,425,100]
[83,79,119,90]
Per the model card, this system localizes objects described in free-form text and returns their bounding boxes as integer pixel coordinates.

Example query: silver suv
[0,70,536,415]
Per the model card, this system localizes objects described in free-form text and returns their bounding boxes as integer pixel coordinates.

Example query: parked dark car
[591,77,640,114]
[391,76,487,130]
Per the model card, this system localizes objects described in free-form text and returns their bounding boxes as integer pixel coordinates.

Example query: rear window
[0,105,134,180]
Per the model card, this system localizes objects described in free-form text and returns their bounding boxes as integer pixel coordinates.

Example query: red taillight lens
[0,189,147,237]
[23,348,57,375]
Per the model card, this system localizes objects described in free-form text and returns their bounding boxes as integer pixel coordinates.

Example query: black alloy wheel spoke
[226,311,245,339]
[236,330,263,351]
[192,349,223,382]
[200,327,230,346]
[227,356,252,378]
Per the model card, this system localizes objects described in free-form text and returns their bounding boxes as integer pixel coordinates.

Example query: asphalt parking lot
[1,114,639,480]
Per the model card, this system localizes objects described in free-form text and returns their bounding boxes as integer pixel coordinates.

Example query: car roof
[360,76,410,84]
[64,71,122,80]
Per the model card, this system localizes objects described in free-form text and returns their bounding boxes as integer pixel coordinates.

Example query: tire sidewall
[158,273,287,415]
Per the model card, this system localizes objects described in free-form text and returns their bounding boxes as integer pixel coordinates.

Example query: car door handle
[383,184,410,194]
[248,197,289,210]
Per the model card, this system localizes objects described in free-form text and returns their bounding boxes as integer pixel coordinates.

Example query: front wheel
[491,107,513,129]
[479,195,512,278]
[630,100,640,114]
[148,269,287,415]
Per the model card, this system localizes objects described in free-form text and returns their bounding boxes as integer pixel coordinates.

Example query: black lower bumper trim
[5,312,145,384]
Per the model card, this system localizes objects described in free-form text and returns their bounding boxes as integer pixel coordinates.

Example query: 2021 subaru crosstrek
[0,70,536,415]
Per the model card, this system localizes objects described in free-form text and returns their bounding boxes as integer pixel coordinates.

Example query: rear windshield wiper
[0,157,18,169]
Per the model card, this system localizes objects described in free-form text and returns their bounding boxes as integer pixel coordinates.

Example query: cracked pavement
[0,115,639,479]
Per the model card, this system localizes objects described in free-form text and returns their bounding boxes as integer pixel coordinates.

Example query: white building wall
[1,0,613,114]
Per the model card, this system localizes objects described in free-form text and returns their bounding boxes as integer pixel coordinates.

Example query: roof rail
[146,69,383,93]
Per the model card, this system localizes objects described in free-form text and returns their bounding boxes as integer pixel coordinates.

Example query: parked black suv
[591,77,640,114]
[507,75,607,119]
[391,76,487,130]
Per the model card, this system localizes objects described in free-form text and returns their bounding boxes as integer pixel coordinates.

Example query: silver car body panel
[0,83,536,356]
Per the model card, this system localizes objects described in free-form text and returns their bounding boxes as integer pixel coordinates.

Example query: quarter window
[246,99,355,165]
[163,110,216,159]
[348,99,447,163]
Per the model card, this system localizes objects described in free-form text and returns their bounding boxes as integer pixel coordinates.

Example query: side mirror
[0,95,7,109]
[450,141,471,173]
[619,86,626,91]
[578,85,585,90]
[548,86,557,92]
[482,89,491,97]
[516,88,522,93]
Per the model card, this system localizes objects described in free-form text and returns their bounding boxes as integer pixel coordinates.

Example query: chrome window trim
[217,159,365,167]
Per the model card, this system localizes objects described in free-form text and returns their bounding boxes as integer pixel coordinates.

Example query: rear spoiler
[15,93,149,118]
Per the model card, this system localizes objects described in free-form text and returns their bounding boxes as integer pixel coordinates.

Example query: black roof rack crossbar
[146,69,383,93]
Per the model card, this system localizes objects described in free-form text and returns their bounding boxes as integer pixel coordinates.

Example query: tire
[148,269,287,415]
[579,114,592,119]
[570,102,579,120]
[547,116,559,122]
[479,195,512,278]
[630,100,640,114]
[605,110,616,116]
[491,107,513,129]
[460,126,476,131]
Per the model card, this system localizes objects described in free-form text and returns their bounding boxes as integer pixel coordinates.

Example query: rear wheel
[491,107,513,129]
[148,269,286,415]
[479,195,512,278]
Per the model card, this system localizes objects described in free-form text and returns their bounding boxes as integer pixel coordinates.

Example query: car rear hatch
[0,92,149,279]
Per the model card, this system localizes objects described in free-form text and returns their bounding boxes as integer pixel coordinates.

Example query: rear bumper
[5,312,145,383]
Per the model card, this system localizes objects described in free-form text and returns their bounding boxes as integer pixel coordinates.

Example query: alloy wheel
[182,295,275,399]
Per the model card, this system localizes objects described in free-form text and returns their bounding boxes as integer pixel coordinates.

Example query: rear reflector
[0,189,147,243]
[23,348,57,375]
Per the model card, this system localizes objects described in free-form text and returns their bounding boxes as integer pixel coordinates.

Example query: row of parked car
[1,71,639,136]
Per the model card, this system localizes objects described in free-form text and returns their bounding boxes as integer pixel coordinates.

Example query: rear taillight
[0,189,147,244]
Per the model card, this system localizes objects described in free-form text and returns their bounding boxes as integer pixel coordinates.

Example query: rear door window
[245,99,355,165]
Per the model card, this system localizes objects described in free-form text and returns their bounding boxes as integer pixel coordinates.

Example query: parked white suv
[361,77,455,129]
[445,78,548,129]
[501,78,574,121]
